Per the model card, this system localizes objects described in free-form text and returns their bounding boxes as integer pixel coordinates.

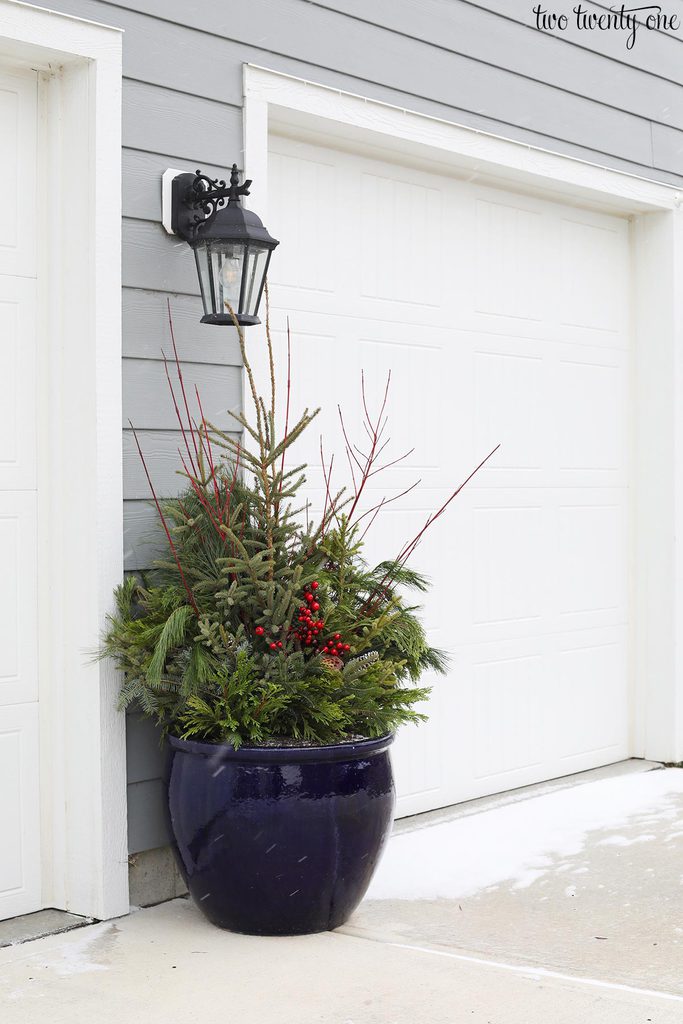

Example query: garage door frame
[0,2,127,919]
[243,62,683,766]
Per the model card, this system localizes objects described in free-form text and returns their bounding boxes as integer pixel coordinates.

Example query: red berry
[277,641,283,649]
[270,642,277,650]
[299,606,306,613]
[311,602,320,611]
[343,644,350,652]
[311,581,319,590]
[255,626,264,636]
[334,633,341,641]
[305,593,313,602]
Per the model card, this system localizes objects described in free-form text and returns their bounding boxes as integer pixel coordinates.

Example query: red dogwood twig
[339,370,415,528]
[361,442,501,617]
[129,422,199,617]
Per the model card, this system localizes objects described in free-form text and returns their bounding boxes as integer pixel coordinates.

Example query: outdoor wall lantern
[162,164,279,326]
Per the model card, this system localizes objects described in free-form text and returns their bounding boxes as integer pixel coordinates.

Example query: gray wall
[46,0,683,853]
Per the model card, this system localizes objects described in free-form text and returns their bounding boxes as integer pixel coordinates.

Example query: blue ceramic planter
[166,733,396,935]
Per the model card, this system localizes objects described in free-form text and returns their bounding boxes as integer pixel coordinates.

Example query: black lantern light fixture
[162,164,279,326]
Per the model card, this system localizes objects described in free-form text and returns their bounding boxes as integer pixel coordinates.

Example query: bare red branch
[131,422,199,616]
[396,444,501,567]
[162,352,199,479]
[357,479,421,542]
[346,370,393,523]
[166,300,201,472]
[194,385,222,513]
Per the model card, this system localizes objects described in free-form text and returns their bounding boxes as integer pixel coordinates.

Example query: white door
[0,66,41,918]
[267,134,631,817]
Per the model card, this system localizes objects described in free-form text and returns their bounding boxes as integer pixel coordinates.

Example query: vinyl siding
[44,0,683,853]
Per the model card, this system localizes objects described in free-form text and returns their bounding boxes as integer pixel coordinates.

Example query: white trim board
[244,64,681,215]
[0,0,127,919]
[243,63,683,765]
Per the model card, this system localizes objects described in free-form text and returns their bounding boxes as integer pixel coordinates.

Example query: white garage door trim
[0,2,126,919]
[243,63,683,767]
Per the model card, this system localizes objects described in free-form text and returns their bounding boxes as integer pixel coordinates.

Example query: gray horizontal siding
[127,778,170,855]
[123,430,195,500]
[126,712,167,784]
[65,0,683,182]
[122,220,198,294]
[123,502,164,572]
[44,0,683,855]
[123,428,241,498]
[652,123,683,175]
[439,1,683,80]
[122,80,242,165]
[122,288,242,363]
[123,360,241,430]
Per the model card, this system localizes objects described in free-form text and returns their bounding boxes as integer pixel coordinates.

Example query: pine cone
[321,654,343,672]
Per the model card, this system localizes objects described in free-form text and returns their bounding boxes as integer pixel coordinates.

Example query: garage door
[0,66,41,918]
[267,133,631,817]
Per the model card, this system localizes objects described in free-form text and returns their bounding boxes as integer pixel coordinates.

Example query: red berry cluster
[322,633,350,657]
[253,624,283,651]
[252,582,351,660]
[292,581,325,648]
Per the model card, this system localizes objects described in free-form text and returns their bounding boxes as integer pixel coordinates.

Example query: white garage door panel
[0,64,40,919]
[268,135,631,816]
[450,488,628,643]
[0,70,37,278]
[0,278,37,490]
[0,704,40,919]
[0,493,38,705]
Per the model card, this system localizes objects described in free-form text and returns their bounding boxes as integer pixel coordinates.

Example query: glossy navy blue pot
[166,733,395,935]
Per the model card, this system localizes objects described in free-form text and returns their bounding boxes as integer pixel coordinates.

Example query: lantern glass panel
[194,244,214,317]
[242,245,270,317]
[194,241,247,319]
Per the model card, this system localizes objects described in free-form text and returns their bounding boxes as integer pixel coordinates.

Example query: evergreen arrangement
[103,305,497,748]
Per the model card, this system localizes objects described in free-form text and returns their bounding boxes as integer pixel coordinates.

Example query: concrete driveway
[1,763,682,1023]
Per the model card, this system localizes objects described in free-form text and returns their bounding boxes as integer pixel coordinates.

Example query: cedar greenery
[102,302,497,747]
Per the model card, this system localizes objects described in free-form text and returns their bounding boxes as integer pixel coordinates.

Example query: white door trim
[243,63,683,765]
[0,1,127,918]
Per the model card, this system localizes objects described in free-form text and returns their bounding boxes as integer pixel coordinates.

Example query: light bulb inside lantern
[220,249,241,310]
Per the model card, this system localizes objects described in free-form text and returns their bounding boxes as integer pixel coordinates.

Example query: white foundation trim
[243,63,683,764]
[0,0,127,918]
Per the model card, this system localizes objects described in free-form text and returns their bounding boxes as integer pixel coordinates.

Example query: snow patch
[597,833,656,847]
[39,924,112,977]
[367,769,683,901]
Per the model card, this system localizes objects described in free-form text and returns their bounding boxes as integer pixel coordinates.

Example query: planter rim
[168,732,394,764]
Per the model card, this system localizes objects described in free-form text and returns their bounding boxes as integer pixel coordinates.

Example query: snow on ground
[367,768,683,901]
